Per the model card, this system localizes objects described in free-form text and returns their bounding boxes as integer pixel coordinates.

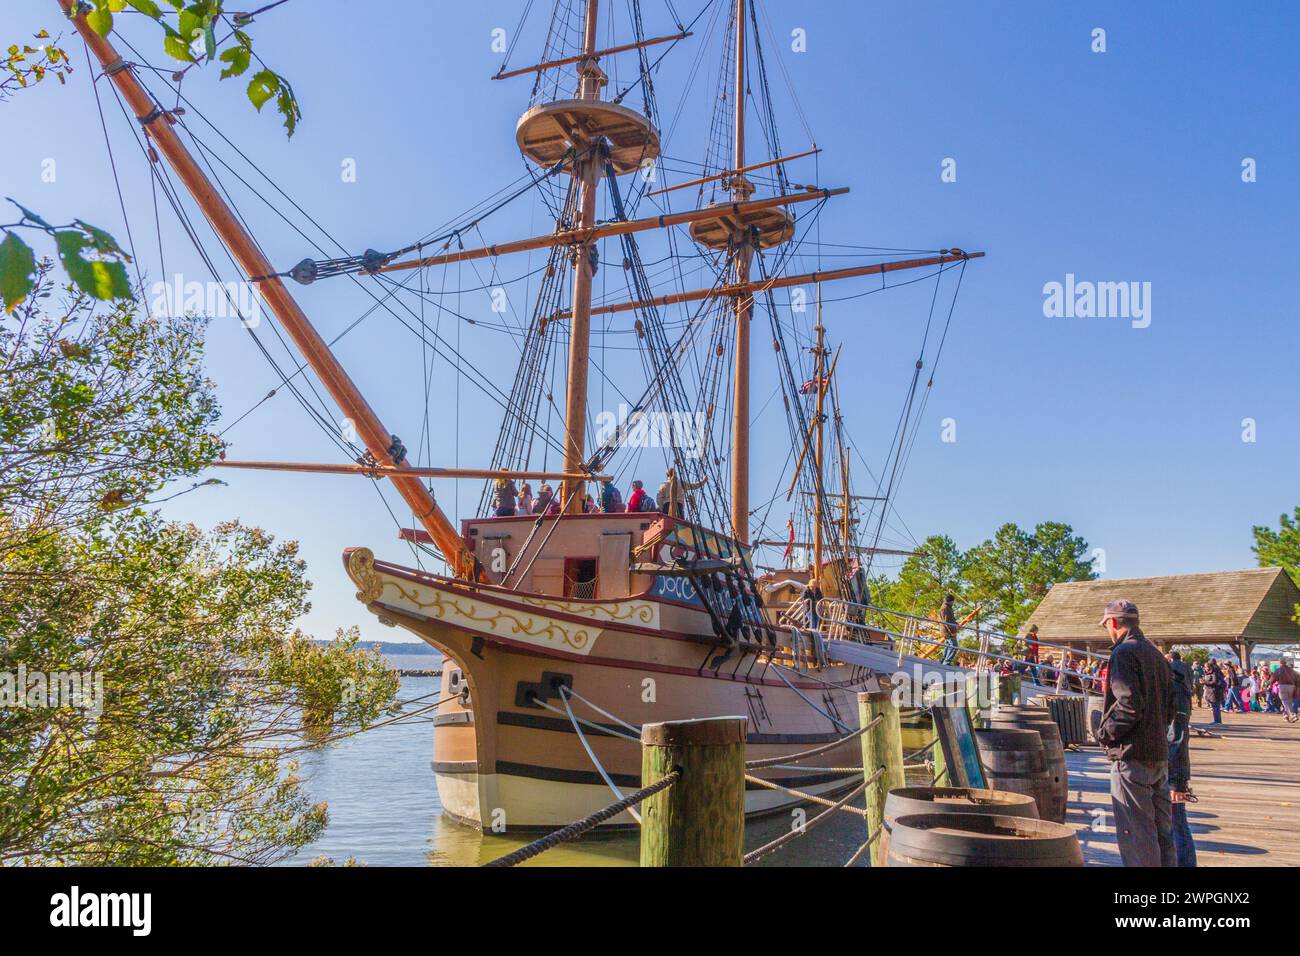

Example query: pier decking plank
[1065,710,1300,866]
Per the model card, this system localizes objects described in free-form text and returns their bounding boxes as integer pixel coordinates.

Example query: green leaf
[8,198,52,230]
[0,232,37,313]
[276,83,301,138]
[86,4,114,36]
[55,231,132,301]
[246,69,277,111]
[203,24,217,62]
[218,44,250,79]
[177,9,201,41]
[126,0,164,18]
[163,32,196,63]
[75,220,129,260]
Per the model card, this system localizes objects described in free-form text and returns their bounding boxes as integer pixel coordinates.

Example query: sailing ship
[65,0,984,829]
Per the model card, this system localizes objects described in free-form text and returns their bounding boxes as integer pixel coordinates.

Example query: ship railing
[818,598,1109,692]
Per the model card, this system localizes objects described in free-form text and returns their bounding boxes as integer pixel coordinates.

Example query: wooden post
[639,717,746,866]
[859,686,904,868]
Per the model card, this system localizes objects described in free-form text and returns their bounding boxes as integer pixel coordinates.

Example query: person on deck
[1024,624,1041,683]
[1166,650,1197,867]
[517,482,534,516]
[600,480,624,514]
[938,594,959,665]
[492,477,517,517]
[626,480,649,514]
[1223,663,1244,712]
[1201,660,1225,725]
[804,579,823,631]
[1191,659,1205,709]
[658,467,705,519]
[1275,657,1298,722]
[533,483,555,515]
[1094,599,1175,868]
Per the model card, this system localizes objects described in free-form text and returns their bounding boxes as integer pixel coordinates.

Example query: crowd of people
[1191,657,1298,724]
[487,469,705,520]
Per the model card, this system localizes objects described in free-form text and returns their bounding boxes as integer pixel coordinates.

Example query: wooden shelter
[1022,567,1300,666]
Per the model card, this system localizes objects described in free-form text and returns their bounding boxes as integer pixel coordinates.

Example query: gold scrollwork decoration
[348,548,385,604]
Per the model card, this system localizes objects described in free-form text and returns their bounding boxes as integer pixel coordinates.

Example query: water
[285,670,872,866]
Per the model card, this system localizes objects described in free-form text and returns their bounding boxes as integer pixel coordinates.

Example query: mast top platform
[688,199,795,251]
[517,99,660,175]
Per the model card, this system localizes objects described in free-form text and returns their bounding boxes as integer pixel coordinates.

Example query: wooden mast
[560,0,604,514]
[811,289,826,583]
[730,0,754,545]
[56,0,475,575]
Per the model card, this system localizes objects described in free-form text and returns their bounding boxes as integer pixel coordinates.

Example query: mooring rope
[745,714,881,769]
[529,695,643,743]
[743,773,873,820]
[903,738,938,760]
[482,771,681,868]
[742,770,880,866]
[561,684,643,734]
[843,826,882,868]
[557,686,642,824]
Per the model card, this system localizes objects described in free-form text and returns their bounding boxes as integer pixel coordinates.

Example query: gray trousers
[1110,758,1174,867]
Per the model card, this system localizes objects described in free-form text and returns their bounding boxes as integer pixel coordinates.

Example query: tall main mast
[515,0,660,514]
[559,0,604,514]
[729,0,754,545]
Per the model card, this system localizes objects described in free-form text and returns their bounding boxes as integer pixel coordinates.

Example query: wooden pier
[1065,711,1300,866]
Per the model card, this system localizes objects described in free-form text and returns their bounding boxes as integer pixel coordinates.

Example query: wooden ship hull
[344,515,876,830]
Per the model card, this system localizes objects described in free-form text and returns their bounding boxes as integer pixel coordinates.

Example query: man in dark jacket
[1095,599,1174,867]
[1166,651,1197,866]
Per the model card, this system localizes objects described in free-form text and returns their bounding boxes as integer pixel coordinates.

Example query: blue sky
[4,0,1298,641]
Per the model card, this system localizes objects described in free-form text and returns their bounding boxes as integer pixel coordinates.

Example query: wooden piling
[859,686,905,867]
[639,716,747,866]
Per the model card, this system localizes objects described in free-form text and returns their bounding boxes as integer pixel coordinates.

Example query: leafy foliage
[0,271,398,864]
[80,0,301,136]
[0,202,133,314]
[872,521,1098,635]
[1252,506,1300,625]
[1,31,72,98]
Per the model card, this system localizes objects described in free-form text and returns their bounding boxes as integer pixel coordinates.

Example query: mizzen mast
[57,0,475,575]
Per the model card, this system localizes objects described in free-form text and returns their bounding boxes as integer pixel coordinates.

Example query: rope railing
[843,825,882,868]
[744,773,872,819]
[745,713,881,769]
[743,768,882,865]
[903,738,937,760]
[482,770,681,868]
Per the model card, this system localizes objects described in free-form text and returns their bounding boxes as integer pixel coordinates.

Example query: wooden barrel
[973,728,1057,823]
[880,786,1038,861]
[1031,694,1090,745]
[886,812,1083,867]
[987,709,1068,823]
